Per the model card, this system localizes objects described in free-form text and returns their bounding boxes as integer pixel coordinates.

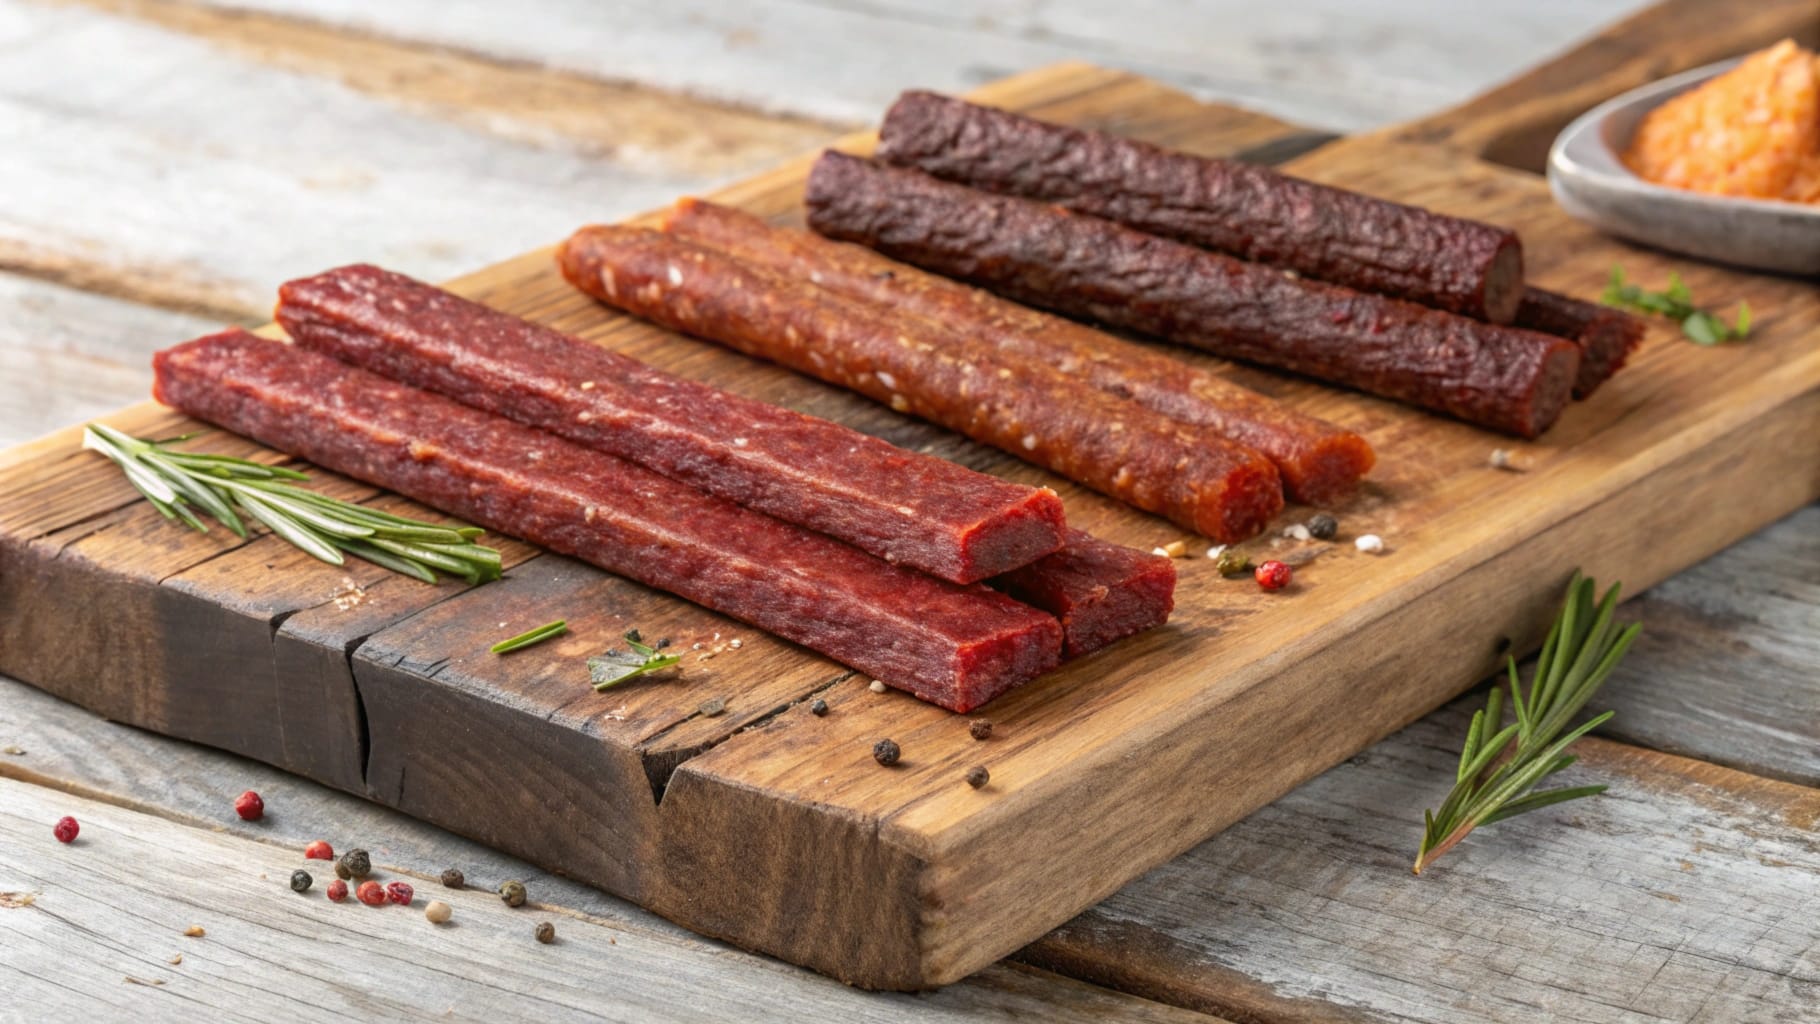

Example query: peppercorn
[499,880,527,908]
[440,868,464,889]
[233,790,264,821]
[873,739,901,766]
[1306,513,1338,541]
[303,840,333,861]
[965,766,990,789]
[809,699,828,717]
[968,719,992,741]
[338,848,371,880]
[1255,560,1293,591]
[1215,548,1253,578]
[534,921,556,945]
[290,870,312,894]
[385,881,414,906]
[425,900,452,924]
[52,816,79,844]
[326,879,349,903]
[334,860,352,880]
[355,881,387,907]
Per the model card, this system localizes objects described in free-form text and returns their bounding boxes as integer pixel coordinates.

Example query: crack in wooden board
[0,61,1817,990]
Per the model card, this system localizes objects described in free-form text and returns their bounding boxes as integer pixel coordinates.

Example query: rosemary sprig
[589,630,680,691]
[1414,573,1641,875]
[492,619,567,654]
[1601,264,1751,345]
[83,422,501,585]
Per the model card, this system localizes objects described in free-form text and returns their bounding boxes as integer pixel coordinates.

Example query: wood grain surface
[4,55,1818,990]
[0,774,1228,1024]
[1019,695,1820,1023]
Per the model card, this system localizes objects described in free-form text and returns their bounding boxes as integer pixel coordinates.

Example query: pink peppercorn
[52,816,79,843]
[233,790,264,821]
[326,879,349,903]
[1254,560,1293,591]
[385,882,414,906]
[355,881,387,907]
[304,840,333,861]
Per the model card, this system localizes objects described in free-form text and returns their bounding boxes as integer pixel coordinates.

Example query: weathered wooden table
[2,1,1815,1020]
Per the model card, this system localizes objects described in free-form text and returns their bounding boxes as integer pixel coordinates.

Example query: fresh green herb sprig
[1414,573,1641,875]
[83,422,501,585]
[589,630,680,691]
[1601,265,1751,345]
[491,619,567,654]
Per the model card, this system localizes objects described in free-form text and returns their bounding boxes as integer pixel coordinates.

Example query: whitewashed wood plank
[1598,503,1820,787]
[185,0,1646,131]
[1021,695,1820,1024]
[0,272,219,448]
[0,1,722,319]
[0,739,1225,1022]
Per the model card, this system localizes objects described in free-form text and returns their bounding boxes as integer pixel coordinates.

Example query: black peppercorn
[338,848,371,880]
[968,719,992,741]
[334,860,351,880]
[809,699,828,717]
[499,880,527,907]
[534,921,556,944]
[872,739,901,766]
[440,868,464,889]
[290,870,312,893]
[1306,514,1338,541]
[965,766,990,789]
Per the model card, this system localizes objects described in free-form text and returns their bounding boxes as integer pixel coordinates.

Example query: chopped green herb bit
[491,619,568,654]
[589,631,681,690]
[1600,265,1751,345]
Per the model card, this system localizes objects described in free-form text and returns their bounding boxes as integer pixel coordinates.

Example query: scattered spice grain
[1356,534,1386,554]
[1282,524,1312,542]
[868,679,888,694]
[338,848,371,880]
[334,860,352,880]
[965,766,990,789]
[535,921,557,945]
[809,699,829,716]
[304,840,333,861]
[969,719,993,741]
[168,954,182,966]
[873,739,902,766]
[1255,560,1293,591]
[183,926,205,938]
[290,870,313,894]
[440,868,465,889]
[326,880,349,903]
[233,790,264,821]
[499,880,528,908]
[425,900,452,924]
[355,881,387,907]
[386,881,414,906]
[1216,549,1253,578]
[698,697,727,717]
[1306,514,1338,540]
[52,816,79,843]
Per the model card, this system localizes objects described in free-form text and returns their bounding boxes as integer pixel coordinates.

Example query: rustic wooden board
[3,58,1819,991]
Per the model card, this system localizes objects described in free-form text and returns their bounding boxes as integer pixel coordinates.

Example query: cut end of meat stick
[992,530,1176,659]
[276,263,1066,584]
[152,328,1064,712]
[1514,287,1647,399]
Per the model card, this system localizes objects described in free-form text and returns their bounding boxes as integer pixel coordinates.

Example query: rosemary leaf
[491,620,568,655]
[1414,574,1641,875]
[81,425,501,585]
[589,631,680,690]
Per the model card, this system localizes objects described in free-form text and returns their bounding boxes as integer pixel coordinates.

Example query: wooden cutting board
[3,9,1818,989]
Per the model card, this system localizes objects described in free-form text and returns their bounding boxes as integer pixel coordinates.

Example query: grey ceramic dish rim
[1548,57,1820,222]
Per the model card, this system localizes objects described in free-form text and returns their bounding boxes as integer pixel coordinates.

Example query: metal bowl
[1547,59,1820,276]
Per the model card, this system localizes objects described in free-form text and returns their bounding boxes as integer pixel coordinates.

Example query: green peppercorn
[499,880,527,908]
[338,848,371,880]
[1216,549,1253,578]
[534,921,556,945]
[1306,514,1339,541]
[873,739,901,766]
[290,870,312,894]
[440,868,464,889]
